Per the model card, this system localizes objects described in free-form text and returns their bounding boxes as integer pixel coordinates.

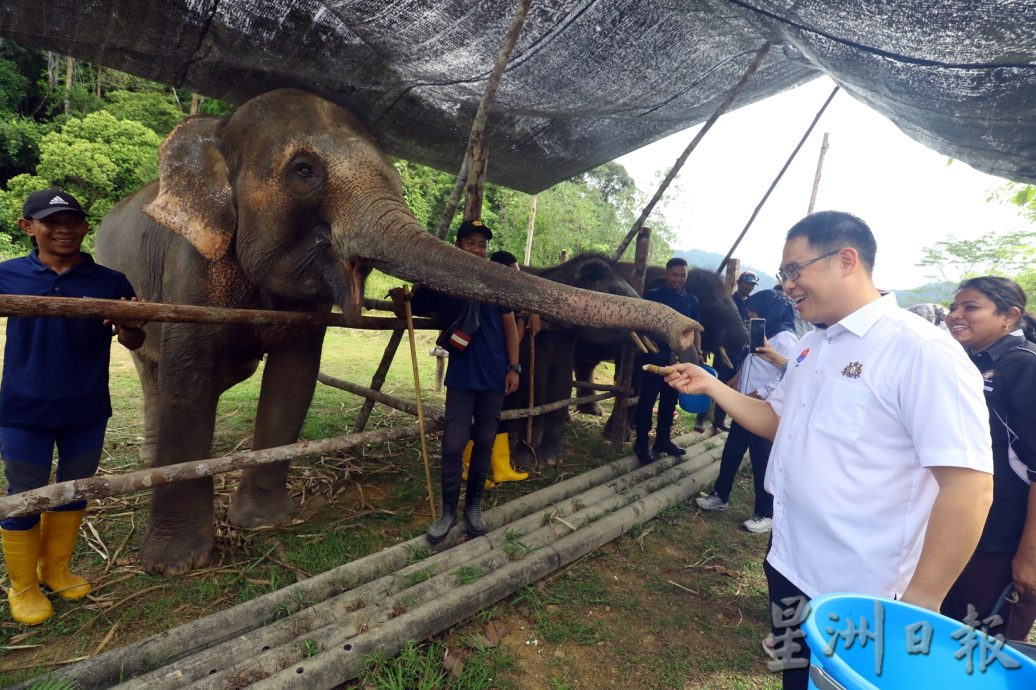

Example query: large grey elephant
[506,254,639,467]
[95,89,699,575]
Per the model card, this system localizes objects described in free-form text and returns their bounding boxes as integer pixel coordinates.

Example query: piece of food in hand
[641,363,675,376]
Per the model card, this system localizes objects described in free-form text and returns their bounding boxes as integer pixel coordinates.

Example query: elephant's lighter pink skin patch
[204,258,252,308]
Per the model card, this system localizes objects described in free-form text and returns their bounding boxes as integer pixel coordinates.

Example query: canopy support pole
[717,85,839,274]
[612,41,772,261]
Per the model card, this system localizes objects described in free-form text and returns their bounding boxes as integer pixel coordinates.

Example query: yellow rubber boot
[461,441,495,489]
[38,511,91,600]
[1,524,53,625]
[490,433,528,483]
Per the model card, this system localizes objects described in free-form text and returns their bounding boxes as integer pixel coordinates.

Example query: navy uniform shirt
[410,288,511,392]
[643,284,700,364]
[0,251,136,427]
[970,333,1036,553]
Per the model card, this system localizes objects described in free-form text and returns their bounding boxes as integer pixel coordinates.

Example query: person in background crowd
[907,302,950,330]
[942,276,1036,641]
[662,211,993,690]
[695,289,798,534]
[709,271,759,434]
[390,219,521,544]
[1,189,146,626]
[733,270,759,320]
[633,257,700,465]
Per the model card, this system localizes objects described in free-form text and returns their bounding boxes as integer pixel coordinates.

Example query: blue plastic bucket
[676,364,717,414]
[802,593,1036,689]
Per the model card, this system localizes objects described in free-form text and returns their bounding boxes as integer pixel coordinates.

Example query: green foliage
[103,90,184,136]
[918,225,1036,301]
[0,115,45,180]
[198,96,236,117]
[0,53,30,113]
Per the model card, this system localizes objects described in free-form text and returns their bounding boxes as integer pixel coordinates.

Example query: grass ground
[0,322,782,689]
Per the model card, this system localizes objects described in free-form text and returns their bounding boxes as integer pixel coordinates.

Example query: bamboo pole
[612,42,772,261]
[808,132,830,214]
[0,294,437,330]
[716,85,840,274]
[462,142,488,221]
[319,371,443,422]
[572,381,634,395]
[500,392,612,420]
[401,286,438,520]
[349,330,406,433]
[0,424,437,520]
[435,0,533,238]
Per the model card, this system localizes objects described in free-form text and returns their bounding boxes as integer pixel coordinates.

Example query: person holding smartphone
[695,289,798,533]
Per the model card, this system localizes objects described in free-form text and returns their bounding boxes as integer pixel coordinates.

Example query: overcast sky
[616,76,1031,290]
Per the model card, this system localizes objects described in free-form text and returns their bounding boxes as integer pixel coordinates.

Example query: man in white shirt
[664,211,993,689]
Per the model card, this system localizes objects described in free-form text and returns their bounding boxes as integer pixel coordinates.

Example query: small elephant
[95,89,700,575]
[507,254,639,467]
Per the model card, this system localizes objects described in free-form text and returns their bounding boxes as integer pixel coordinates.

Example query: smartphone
[749,318,766,351]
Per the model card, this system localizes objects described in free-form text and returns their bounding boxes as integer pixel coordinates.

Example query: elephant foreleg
[132,354,160,467]
[228,332,324,528]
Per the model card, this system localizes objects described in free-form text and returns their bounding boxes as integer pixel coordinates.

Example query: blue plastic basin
[676,364,717,415]
[803,593,1036,689]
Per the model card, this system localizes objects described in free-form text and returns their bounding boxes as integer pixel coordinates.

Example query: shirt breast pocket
[810,379,871,445]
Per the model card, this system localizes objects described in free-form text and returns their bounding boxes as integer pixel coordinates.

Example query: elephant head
[143,89,700,347]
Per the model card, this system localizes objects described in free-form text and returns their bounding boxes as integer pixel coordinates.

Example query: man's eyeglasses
[777,249,841,283]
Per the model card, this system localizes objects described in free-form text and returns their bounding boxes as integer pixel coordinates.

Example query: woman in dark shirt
[942,276,1036,640]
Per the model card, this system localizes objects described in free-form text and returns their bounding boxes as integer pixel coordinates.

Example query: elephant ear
[143,117,236,261]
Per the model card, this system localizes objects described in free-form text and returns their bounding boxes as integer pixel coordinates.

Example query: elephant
[573,264,748,419]
[505,254,639,467]
[94,88,700,575]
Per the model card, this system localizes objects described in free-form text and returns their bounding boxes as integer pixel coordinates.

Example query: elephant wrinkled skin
[94,89,700,575]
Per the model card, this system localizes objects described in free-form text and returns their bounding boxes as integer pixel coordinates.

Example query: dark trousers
[942,550,1036,641]
[1,420,107,530]
[765,559,811,690]
[634,371,676,448]
[441,387,505,493]
[711,359,738,427]
[713,421,774,517]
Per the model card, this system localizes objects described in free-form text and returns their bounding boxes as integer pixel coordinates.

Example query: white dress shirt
[764,293,992,599]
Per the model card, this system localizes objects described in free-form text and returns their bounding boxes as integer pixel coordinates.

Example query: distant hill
[674,248,955,304]
[673,249,776,289]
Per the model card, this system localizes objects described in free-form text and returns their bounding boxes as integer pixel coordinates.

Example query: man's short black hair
[490,250,518,266]
[786,211,877,274]
[665,257,688,270]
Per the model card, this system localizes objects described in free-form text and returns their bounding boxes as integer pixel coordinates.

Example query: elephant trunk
[345,206,701,351]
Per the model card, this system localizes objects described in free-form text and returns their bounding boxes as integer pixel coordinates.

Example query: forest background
[1,38,1033,300]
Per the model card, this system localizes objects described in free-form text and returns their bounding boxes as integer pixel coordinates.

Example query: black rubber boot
[426,475,461,544]
[463,478,489,538]
[633,438,654,465]
[653,439,687,457]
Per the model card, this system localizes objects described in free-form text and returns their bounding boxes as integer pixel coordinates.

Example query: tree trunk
[63,55,73,114]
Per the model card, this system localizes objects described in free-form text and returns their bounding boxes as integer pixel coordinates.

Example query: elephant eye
[294,162,315,178]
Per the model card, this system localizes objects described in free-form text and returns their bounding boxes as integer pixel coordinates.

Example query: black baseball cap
[22,189,86,220]
[738,271,760,285]
[457,219,493,240]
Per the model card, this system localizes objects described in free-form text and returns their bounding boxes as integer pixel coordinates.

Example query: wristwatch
[508,364,522,373]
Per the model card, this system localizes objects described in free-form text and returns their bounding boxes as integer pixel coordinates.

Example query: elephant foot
[138,445,156,468]
[140,523,214,576]
[576,402,605,416]
[228,489,295,528]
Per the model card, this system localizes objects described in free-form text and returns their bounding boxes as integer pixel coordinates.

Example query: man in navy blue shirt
[391,219,520,544]
[0,189,145,625]
[634,257,700,464]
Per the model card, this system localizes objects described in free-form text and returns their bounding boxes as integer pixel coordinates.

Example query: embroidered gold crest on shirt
[841,361,863,379]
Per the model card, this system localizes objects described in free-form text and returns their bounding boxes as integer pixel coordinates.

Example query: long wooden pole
[717,85,840,273]
[0,294,437,330]
[612,42,772,261]
[808,132,830,214]
[523,195,537,265]
[402,286,438,520]
[350,330,406,433]
[435,0,533,238]
[0,424,437,521]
